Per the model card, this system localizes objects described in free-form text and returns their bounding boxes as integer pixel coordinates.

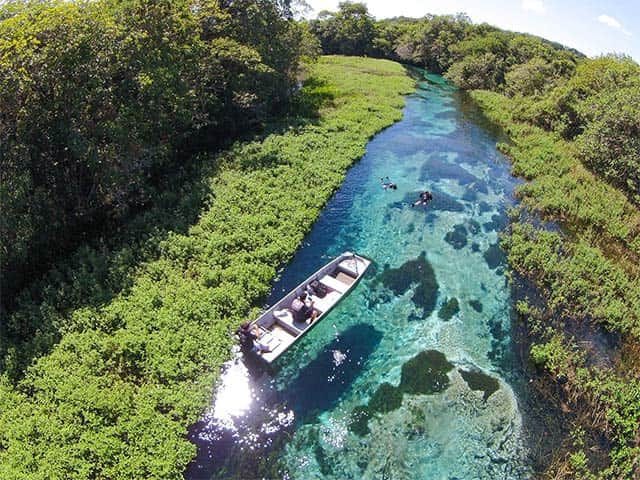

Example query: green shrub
[576,85,640,205]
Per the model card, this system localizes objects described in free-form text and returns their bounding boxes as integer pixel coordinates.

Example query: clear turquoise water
[186,72,532,479]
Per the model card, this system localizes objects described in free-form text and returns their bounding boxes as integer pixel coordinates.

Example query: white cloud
[598,14,632,37]
[522,0,546,15]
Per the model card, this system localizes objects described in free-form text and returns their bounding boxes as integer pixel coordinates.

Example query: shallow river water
[186,72,533,479]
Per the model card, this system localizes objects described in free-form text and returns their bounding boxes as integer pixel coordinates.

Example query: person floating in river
[380,177,398,190]
[412,190,433,207]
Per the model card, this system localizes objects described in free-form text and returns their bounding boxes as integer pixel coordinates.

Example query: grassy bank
[0,56,413,479]
[471,90,640,479]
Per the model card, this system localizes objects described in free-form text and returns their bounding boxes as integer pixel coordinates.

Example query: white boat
[246,252,371,363]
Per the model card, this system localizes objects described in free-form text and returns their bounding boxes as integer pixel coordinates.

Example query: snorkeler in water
[380,177,398,190]
[411,190,433,207]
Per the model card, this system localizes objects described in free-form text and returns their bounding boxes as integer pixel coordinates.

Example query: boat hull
[246,252,371,364]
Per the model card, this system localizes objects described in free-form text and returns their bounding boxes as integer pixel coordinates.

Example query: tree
[505,57,555,96]
[0,0,305,304]
[445,53,503,90]
[576,85,640,205]
[528,55,639,137]
[403,14,471,72]
[309,2,375,56]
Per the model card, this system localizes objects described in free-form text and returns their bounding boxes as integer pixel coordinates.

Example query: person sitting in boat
[290,292,318,324]
[306,279,327,298]
[236,321,271,354]
[380,177,397,190]
[412,190,433,207]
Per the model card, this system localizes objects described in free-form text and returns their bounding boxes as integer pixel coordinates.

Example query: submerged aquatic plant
[444,224,469,249]
[400,350,454,395]
[459,369,500,401]
[438,297,460,321]
[373,252,439,317]
[350,350,455,435]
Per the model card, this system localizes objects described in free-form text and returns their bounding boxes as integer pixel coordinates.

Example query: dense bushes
[576,85,640,205]
[504,224,640,337]
[521,56,639,136]
[309,3,579,88]
[0,56,413,479]
[312,2,375,56]
[445,52,503,90]
[0,0,309,301]
[506,54,640,206]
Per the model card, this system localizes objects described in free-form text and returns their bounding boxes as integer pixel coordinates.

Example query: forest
[1,0,638,478]
[0,0,317,302]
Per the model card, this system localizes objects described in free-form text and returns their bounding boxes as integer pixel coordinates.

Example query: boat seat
[320,274,348,294]
[259,331,282,351]
[311,290,341,313]
[335,271,355,285]
[273,309,306,335]
[338,257,361,277]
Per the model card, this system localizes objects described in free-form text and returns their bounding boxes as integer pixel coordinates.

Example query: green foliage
[530,334,640,479]
[530,334,574,373]
[576,85,640,205]
[474,71,640,478]
[504,224,640,336]
[584,373,640,478]
[0,56,413,479]
[0,0,306,300]
[445,52,503,90]
[568,450,592,477]
[519,55,640,138]
[504,57,556,96]
[296,21,322,62]
[309,6,579,89]
[472,89,640,258]
[309,2,376,56]
[391,14,472,72]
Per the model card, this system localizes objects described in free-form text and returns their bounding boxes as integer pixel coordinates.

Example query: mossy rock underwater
[438,297,460,321]
[374,252,439,317]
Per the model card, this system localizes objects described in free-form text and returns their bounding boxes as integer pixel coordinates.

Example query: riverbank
[471,90,640,479]
[0,56,413,479]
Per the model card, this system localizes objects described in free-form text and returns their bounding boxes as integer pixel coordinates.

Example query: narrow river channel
[186,72,533,479]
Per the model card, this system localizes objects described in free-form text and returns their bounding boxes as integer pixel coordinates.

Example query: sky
[302,0,640,61]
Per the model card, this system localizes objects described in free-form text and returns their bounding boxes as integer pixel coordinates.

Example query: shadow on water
[185,323,382,480]
[283,323,383,416]
[450,89,510,144]
[420,152,481,185]
[264,158,374,304]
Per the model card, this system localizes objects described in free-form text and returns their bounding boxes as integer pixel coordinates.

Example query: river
[185,71,534,479]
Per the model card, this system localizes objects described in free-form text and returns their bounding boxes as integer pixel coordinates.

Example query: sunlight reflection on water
[211,357,254,429]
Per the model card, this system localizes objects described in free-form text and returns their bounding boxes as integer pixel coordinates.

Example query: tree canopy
[310,2,376,56]
[0,0,308,303]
